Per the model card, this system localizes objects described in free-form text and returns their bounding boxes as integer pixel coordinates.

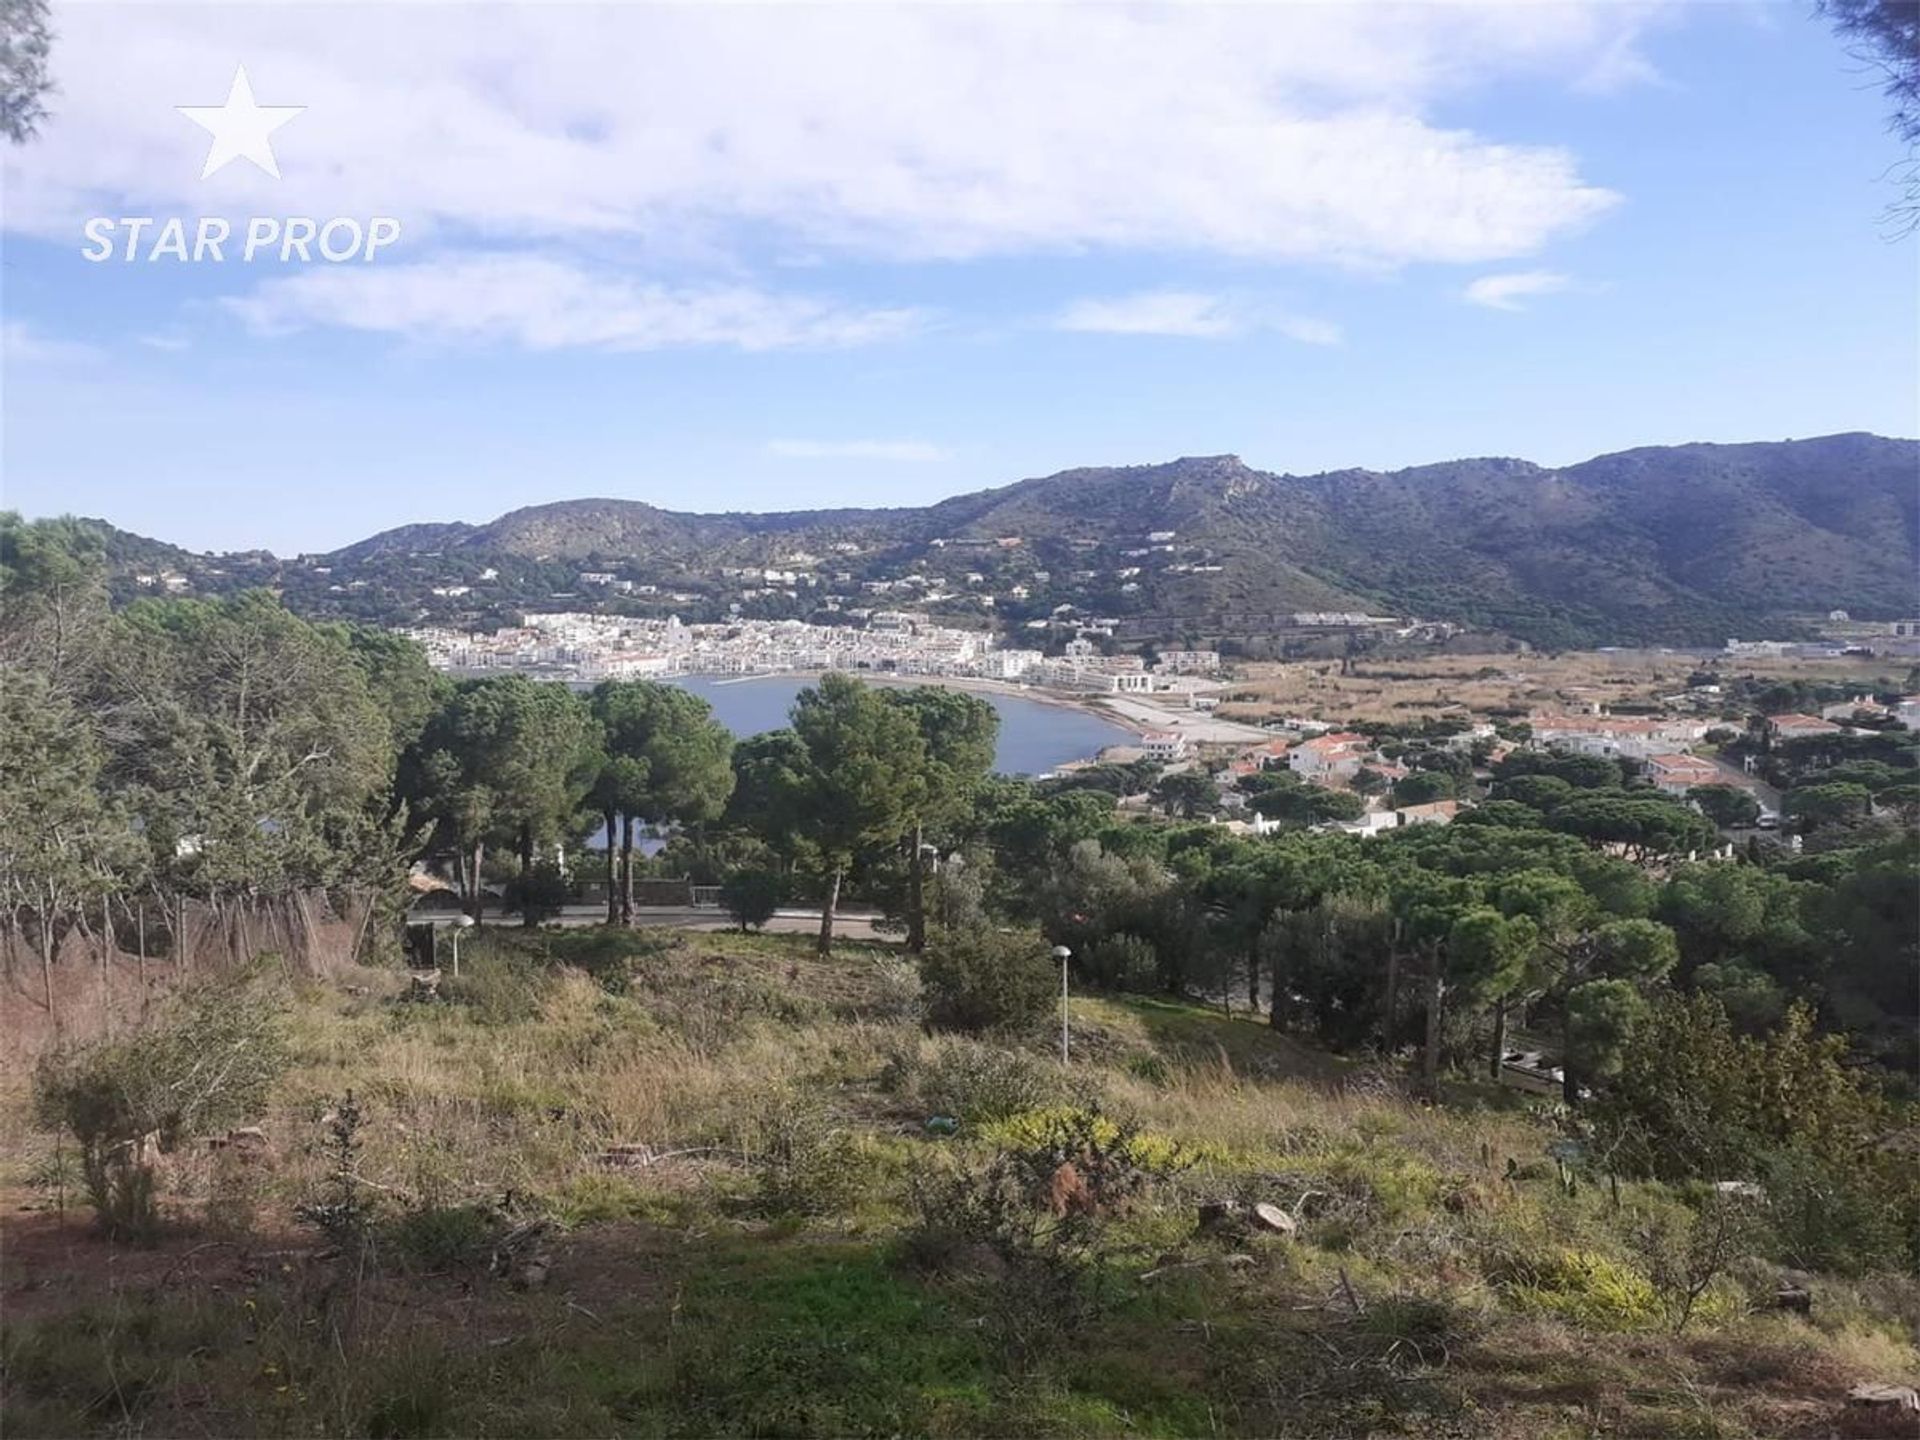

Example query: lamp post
[451,913,475,977]
[1052,944,1073,1065]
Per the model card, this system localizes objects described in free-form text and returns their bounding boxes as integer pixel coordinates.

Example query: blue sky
[3,2,1915,555]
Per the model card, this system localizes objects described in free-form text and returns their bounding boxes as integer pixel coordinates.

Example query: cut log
[1250,1202,1297,1236]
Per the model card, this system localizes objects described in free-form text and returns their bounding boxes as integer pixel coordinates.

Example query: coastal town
[401,607,1920,850]
[401,609,1227,694]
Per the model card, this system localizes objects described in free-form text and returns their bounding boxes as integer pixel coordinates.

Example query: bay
[660,674,1132,775]
[578,674,1133,851]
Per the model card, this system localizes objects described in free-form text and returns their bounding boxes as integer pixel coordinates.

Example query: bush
[720,868,786,932]
[864,955,924,1022]
[438,946,550,1024]
[542,926,669,993]
[32,977,290,1240]
[503,859,571,925]
[984,1104,1211,1199]
[899,1157,1108,1366]
[749,1089,869,1218]
[919,926,1056,1035]
[1490,1247,1660,1330]
[1759,1144,1906,1275]
[382,1202,511,1272]
[915,1039,1058,1122]
[1079,932,1159,993]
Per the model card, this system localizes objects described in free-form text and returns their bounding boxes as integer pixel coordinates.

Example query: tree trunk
[620,816,635,926]
[519,821,536,927]
[1268,930,1288,1029]
[603,807,619,925]
[40,908,56,1023]
[817,868,842,956]
[468,841,486,923]
[1382,927,1401,1052]
[100,895,113,1039]
[1421,947,1444,1099]
[1562,1018,1580,1106]
[1247,936,1261,1015]
[907,822,926,953]
[1490,998,1508,1082]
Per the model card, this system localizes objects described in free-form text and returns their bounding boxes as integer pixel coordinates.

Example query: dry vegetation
[1217,651,1904,727]
[3,933,1917,1439]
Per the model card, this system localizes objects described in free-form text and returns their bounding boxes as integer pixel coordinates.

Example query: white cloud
[4,5,1650,268]
[1463,271,1573,311]
[1273,316,1346,347]
[225,255,924,352]
[1057,292,1244,339]
[1055,291,1341,344]
[2,321,101,365]
[766,440,953,462]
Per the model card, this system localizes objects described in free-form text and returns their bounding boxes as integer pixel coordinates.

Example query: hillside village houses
[1141,730,1189,762]
[1764,712,1846,740]
[403,610,1203,695]
[1286,731,1371,781]
[1526,711,1712,759]
[1331,799,1464,837]
[1643,752,1727,796]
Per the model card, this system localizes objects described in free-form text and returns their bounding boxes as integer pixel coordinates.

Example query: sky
[2,1,1916,555]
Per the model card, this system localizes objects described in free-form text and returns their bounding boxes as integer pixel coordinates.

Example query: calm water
[576,674,1131,852]
[663,674,1131,775]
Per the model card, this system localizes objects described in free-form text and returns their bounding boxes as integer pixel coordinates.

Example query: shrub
[748,1089,869,1218]
[919,926,1056,1035]
[1490,1247,1660,1329]
[915,1039,1058,1122]
[297,1092,372,1247]
[32,976,290,1240]
[382,1202,510,1272]
[438,947,550,1024]
[1759,1144,1906,1275]
[543,926,669,993]
[899,1157,1105,1365]
[864,955,924,1022]
[503,859,571,926]
[1079,932,1159,993]
[1631,1190,1763,1333]
[984,1104,1207,1233]
[720,868,786,932]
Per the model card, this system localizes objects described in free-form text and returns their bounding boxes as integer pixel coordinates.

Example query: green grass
[4,929,1917,1439]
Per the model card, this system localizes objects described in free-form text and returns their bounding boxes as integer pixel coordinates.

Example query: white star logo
[177,65,304,180]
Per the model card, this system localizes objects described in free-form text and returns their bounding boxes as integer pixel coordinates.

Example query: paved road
[1094,695,1274,744]
[1707,755,1783,816]
[427,904,893,942]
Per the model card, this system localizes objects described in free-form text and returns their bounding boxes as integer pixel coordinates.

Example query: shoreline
[691,668,1157,745]
[448,663,1281,749]
[449,664,1156,759]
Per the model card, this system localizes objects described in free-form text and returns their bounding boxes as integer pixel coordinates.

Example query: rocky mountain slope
[324,433,1917,646]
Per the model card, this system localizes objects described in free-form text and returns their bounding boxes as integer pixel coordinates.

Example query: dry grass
[1218,650,1902,726]
[3,931,1916,1439]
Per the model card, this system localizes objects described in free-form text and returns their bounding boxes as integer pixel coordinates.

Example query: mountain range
[88,433,1920,650]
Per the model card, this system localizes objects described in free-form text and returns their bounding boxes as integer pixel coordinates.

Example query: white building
[1141,730,1188,761]
[1287,732,1369,781]
[1158,650,1221,674]
[1643,753,1725,796]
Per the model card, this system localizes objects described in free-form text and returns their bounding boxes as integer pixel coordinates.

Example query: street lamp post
[451,914,476,977]
[1052,944,1073,1065]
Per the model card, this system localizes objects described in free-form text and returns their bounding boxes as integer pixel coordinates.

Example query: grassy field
[3,930,1916,1438]
[1217,651,1905,728]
